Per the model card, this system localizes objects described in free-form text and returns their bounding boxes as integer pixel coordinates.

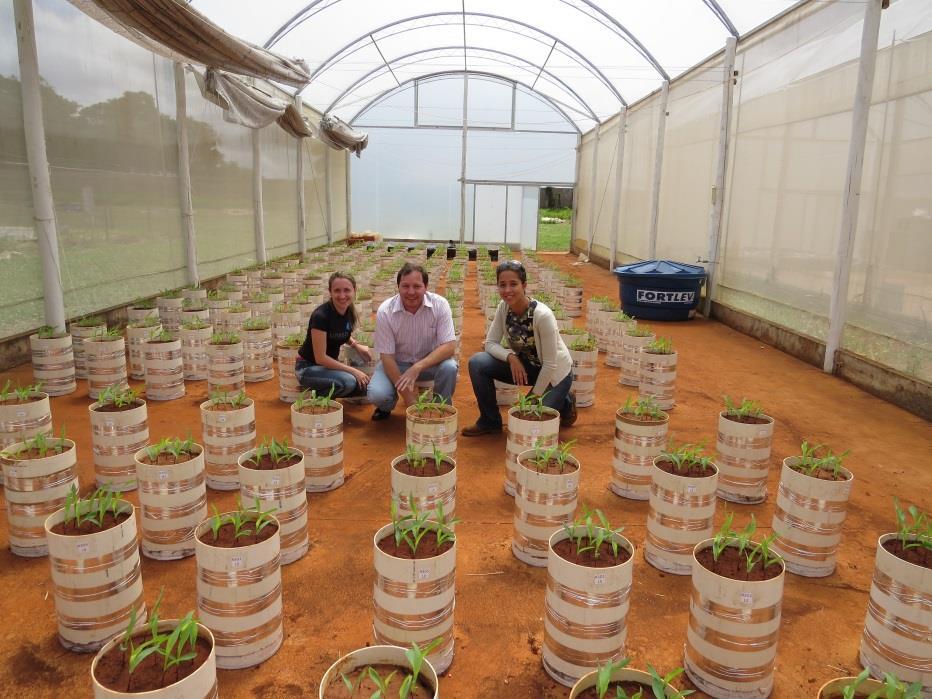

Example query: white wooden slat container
[319,645,439,699]
[560,286,583,318]
[144,338,185,401]
[181,325,213,381]
[291,402,344,492]
[277,344,302,403]
[638,350,677,410]
[611,408,669,501]
[89,399,148,492]
[543,528,634,687]
[0,391,52,450]
[44,502,145,652]
[390,453,457,521]
[126,305,156,324]
[30,333,76,396]
[135,445,208,560]
[126,320,160,380]
[85,336,129,400]
[495,380,519,406]
[406,404,458,456]
[620,332,655,386]
[183,287,208,303]
[1,440,79,557]
[570,667,676,698]
[71,321,106,380]
[372,523,457,674]
[201,398,255,491]
[242,327,274,382]
[206,340,245,394]
[207,295,231,326]
[181,307,210,327]
[716,412,775,504]
[195,516,283,671]
[219,307,251,334]
[157,295,183,333]
[568,346,597,408]
[512,450,579,567]
[505,407,560,497]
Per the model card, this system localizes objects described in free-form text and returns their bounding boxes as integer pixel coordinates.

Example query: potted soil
[134,437,207,560]
[391,444,457,521]
[206,331,245,394]
[237,437,308,564]
[90,595,216,697]
[89,386,148,492]
[568,334,598,408]
[513,441,580,567]
[156,289,183,333]
[372,504,458,674]
[319,642,439,698]
[860,500,931,690]
[29,325,76,395]
[183,285,207,303]
[1,432,79,556]
[277,333,303,403]
[126,296,156,324]
[241,317,274,383]
[85,328,129,399]
[227,268,247,288]
[44,487,145,652]
[621,325,655,387]
[645,444,719,575]
[611,396,669,501]
[505,394,560,497]
[543,509,634,687]
[126,315,160,380]
[70,315,106,379]
[684,517,786,698]
[570,659,692,698]
[291,389,344,492]
[639,336,677,410]
[194,503,283,670]
[143,330,185,401]
[0,380,52,452]
[771,442,854,577]
[559,325,590,351]
[818,669,920,698]
[219,303,251,334]
[180,317,212,381]
[406,390,458,457]
[200,389,255,491]
[247,291,273,320]
[716,397,775,504]
[495,379,519,406]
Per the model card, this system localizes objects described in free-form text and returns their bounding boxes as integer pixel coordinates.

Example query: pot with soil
[126,297,157,324]
[645,445,719,575]
[319,644,439,698]
[44,489,145,652]
[126,316,160,380]
[620,326,655,387]
[1,434,79,556]
[272,303,302,347]
[71,315,106,380]
[611,396,669,501]
[156,290,183,333]
[770,443,854,577]
[505,396,560,497]
[543,512,634,687]
[134,438,207,560]
[638,337,677,410]
[219,304,251,334]
[143,330,185,401]
[90,604,217,698]
[391,445,457,521]
[180,318,213,381]
[684,525,786,699]
[569,660,686,698]
[30,327,76,395]
[241,318,274,382]
[513,442,580,567]
[247,293,273,321]
[495,379,519,406]
[291,390,344,492]
[0,381,52,451]
[200,391,255,491]
[816,672,888,698]
[85,330,129,399]
[206,331,245,394]
[716,398,775,504]
[206,290,230,327]
[568,335,598,408]
[180,303,210,329]
[560,280,583,319]
[859,501,931,692]
[604,312,636,368]
[194,506,283,670]
[372,513,457,674]
[406,392,458,457]
[89,387,147,492]
[277,334,303,403]
[237,438,308,564]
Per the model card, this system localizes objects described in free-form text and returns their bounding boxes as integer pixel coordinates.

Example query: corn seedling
[119,589,201,678]
[145,437,197,463]
[96,385,139,408]
[399,638,443,699]
[181,298,205,311]
[181,317,209,330]
[893,498,932,552]
[627,325,653,337]
[722,395,765,419]
[36,325,66,339]
[280,333,303,348]
[403,443,428,471]
[148,329,174,343]
[644,336,673,354]
[391,497,458,556]
[209,389,249,408]
[594,657,631,699]
[242,317,271,331]
[62,484,124,529]
[570,335,598,352]
[659,442,713,474]
[563,505,625,560]
[293,385,335,411]
[92,327,123,340]
[207,289,227,301]
[647,665,694,698]
[1,380,43,402]
[512,391,551,418]
[130,314,160,328]
[612,311,634,322]
[620,395,665,420]
[2,428,69,459]
[529,439,577,473]
[409,390,450,416]
[209,331,240,345]
[158,288,182,299]
[562,326,589,336]
[794,441,849,479]
[711,513,782,573]
[74,315,105,327]
[246,437,293,467]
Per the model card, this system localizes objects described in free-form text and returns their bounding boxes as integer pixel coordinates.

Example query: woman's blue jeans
[295,359,360,398]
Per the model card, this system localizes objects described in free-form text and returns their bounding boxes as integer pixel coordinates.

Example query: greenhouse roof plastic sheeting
[189,0,800,129]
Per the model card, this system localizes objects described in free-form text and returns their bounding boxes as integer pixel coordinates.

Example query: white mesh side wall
[330,151,348,240]
[303,135,329,249]
[617,98,659,263]
[261,125,299,258]
[590,119,621,262]
[572,133,594,251]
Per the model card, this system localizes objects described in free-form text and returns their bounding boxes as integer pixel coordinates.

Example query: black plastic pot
[468,248,477,261]
[446,246,456,260]
[426,246,436,259]
[489,249,499,261]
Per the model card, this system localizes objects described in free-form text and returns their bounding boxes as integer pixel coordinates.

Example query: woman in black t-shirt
[295,272,372,397]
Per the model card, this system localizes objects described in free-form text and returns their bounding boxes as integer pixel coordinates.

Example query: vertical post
[173,62,198,285]
[585,124,600,258]
[324,147,333,244]
[703,37,737,317]
[569,134,582,252]
[294,96,306,255]
[824,0,884,372]
[647,81,669,260]
[251,127,267,264]
[15,0,66,330]
[458,72,469,243]
[609,109,627,269]
[345,150,352,239]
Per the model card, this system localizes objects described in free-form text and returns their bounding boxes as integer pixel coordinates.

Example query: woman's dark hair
[328,271,358,329]
[396,262,428,286]
[496,260,527,284]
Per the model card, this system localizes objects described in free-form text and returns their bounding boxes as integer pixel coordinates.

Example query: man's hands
[395,362,422,394]
[507,353,528,386]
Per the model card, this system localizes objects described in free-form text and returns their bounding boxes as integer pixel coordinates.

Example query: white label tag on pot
[740,591,753,606]
[314,420,323,429]
[7,468,17,478]
[438,425,446,435]
[217,415,227,423]
[593,573,606,586]
[76,541,92,555]
[15,410,26,418]
[229,555,245,570]
[686,484,697,495]
[157,470,169,482]
[758,429,769,437]
[105,420,114,430]
[271,476,281,488]
[417,568,431,581]
[531,427,540,437]
[566,478,576,489]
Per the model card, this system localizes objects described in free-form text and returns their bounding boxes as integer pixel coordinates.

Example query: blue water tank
[613,260,707,321]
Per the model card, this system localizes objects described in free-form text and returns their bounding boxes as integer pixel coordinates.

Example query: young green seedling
[647,665,694,698]
[659,442,714,474]
[410,390,450,416]
[620,395,666,420]
[399,638,444,699]
[563,505,625,560]
[644,337,674,354]
[292,385,336,411]
[794,441,850,479]
[722,396,765,420]
[893,498,932,552]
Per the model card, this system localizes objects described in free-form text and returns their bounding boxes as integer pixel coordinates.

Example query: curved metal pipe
[702,0,739,38]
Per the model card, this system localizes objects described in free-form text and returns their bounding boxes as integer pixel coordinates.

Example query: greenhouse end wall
[573,0,931,391]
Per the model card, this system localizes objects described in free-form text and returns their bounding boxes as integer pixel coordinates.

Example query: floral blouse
[505,300,540,367]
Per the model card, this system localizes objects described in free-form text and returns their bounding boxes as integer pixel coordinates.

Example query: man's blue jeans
[367,358,458,411]
[467,351,573,428]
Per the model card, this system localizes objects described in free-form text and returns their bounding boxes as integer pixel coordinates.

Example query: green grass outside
[537,207,572,251]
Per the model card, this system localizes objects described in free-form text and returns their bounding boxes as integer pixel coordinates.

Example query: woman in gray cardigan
[462,260,577,436]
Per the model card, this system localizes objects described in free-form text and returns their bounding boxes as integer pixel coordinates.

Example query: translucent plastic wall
[302,135,329,248]
[261,125,299,259]
[574,0,932,383]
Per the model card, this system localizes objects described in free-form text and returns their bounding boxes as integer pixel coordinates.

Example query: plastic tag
[566,478,576,490]
[217,415,227,423]
[593,573,606,586]
[758,429,769,437]
[530,427,541,437]
[438,425,446,435]
[271,476,281,487]
[417,568,431,581]
[105,420,114,429]
[314,420,323,429]
[229,555,244,570]
[740,591,753,606]
[7,468,17,478]
[686,484,697,495]
[76,542,91,555]
[427,483,439,496]
[15,410,26,418]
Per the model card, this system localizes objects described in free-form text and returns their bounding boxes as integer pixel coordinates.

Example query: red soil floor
[0,252,929,698]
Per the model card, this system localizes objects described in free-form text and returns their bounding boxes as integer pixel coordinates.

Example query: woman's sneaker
[561,392,578,427]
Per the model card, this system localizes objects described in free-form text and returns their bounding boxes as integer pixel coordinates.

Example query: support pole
[295,96,306,255]
[15,0,65,330]
[251,128,267,264]
[647,80,669,260]
[824,0,884,373]
[324,147,333,243]
[703,37,737,317]
[585,124,600,258]
[569,135,582,253]
[173,62,198,285]
[458,72,469,243]
[609,109,627,270]
[345,150,352,239]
